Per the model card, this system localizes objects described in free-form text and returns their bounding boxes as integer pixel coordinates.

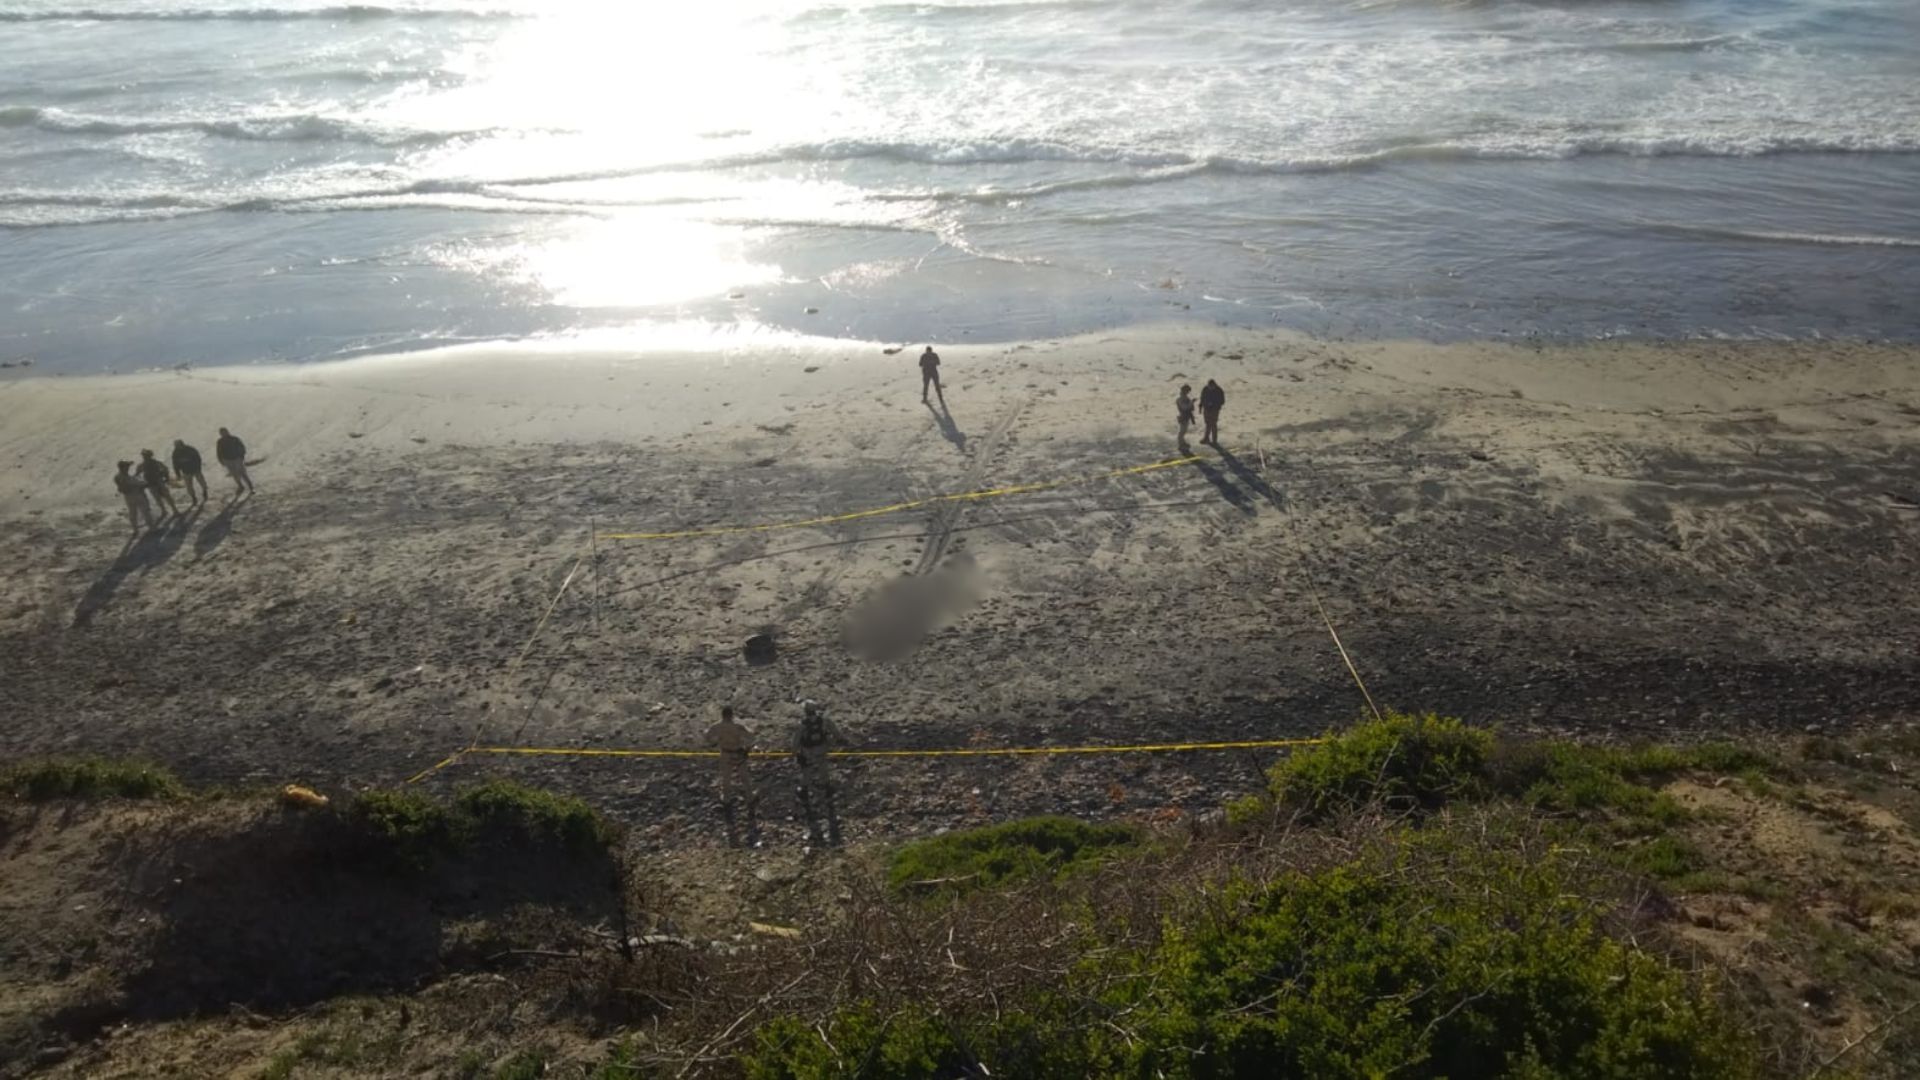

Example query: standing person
[1175,384,1196,451]
[792,701,842,848]
[113,461,156,534]
[918,345,943,405]
[215,426,254,497]
[137,450,178,518]
[706,705,761,848]
[1199,378,1226,447]
[171,438,209,507]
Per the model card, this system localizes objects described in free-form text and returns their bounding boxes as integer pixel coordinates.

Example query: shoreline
[3,324,1919,843]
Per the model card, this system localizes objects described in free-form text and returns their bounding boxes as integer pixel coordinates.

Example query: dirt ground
[4,330,1920,848]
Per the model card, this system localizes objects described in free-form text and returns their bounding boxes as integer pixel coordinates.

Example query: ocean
[3,0,1918,373]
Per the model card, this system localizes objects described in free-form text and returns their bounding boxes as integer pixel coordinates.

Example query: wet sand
[3,326,1919,848]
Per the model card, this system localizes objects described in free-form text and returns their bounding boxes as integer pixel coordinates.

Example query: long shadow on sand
[1191,455,1255,514]
[193,494,246,561]
[1218,447,1286,511]
[927,400,967,454]
[71,506,202,628]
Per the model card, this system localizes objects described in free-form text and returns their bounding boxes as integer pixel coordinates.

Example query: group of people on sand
[917,344,1230,452]
[1176,378,1227,451]
[705,700,842,850]
[111,427,254,534]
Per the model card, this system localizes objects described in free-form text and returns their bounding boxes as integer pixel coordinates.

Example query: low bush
[886,816,1142,897]
[1497,742,1771,834]
[1,756,186,801]
[1118,837,1752,1078]
[747,830,1756,1079]
[455,779,612,857]
[1269,713,1492,819]
[349,780,616,868]
[748,1006,1086,1080]
[351,788,459,867]
[1258,718,1771,833]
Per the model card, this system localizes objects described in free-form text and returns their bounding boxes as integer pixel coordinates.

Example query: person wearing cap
[171,438,209,507]
[792,701,842,848]
[705,705,761,847]
[137,449,178,519]
[113,460,156,534]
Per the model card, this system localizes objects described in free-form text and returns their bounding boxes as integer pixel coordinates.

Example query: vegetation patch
[1267,712,1492,819]
[886,815,1142,897]
[455,779,614,856]
[350,780,616,868]
[1,756,186,801]
[751,829,1754,1079]
[1252,715,1772,834]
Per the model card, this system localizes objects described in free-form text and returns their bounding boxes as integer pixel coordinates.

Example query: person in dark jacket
[137,449,178,518]
[1199,378,1226,446]
[792,701,842,848]
[114,460,156,533]
[171,438,208,506]
[918,345,943,405]
[215,427,254,497]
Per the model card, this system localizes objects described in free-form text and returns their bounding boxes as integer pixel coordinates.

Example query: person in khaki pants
[215,426,254,497]
[137,449,178,518]
[114,460,156,534]
[706,705,760,847]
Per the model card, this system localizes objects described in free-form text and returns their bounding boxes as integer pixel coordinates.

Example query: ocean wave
[0,105,491,147]
[0,5,520,22]
[6,130,1919,229]
[631,131,1920,179]
[1649,224,1920,249]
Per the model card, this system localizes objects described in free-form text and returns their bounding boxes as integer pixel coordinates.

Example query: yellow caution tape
[404,747,476,785]
[596,454,1203,541]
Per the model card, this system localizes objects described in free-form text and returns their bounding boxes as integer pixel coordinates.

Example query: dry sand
[3,325,1919,848]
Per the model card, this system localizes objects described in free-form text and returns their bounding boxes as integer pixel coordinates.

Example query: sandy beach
[4,325,1919,848]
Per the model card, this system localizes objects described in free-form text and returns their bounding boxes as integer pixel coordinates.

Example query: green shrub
[455,779,612,856]
[1499,742,1766,831]
[1616,834,1704,880]
[591,1039,647,1079]
[747,1010,963,1080]
[349,781,615,868]
[746,1006,1081,1080]
[492,1046,551,1080]
[749,833,1755,1079]
[1121,839,1753,1078]
[886,816,1141,897]
[1,757,185,801]
[351,788,458,867]
[1269,713,1492,819]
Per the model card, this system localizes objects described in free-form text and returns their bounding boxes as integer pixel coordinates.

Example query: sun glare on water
[392,1,864,311]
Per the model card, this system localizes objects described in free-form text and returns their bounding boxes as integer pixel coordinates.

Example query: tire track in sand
[914,398,1026,577]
